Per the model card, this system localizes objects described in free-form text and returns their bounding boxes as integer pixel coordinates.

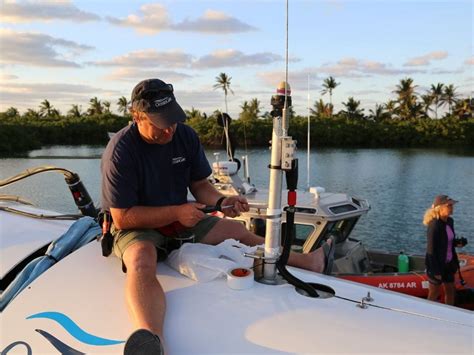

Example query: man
[101,78,332,354]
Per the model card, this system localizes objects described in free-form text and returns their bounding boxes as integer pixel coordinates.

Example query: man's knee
[218,218,248,234]
[123,241,157,274]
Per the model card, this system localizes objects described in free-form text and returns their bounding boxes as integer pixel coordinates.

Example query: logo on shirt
[172,156,186,164]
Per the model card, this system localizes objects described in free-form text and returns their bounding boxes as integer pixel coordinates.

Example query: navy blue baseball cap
[131,78,186,129]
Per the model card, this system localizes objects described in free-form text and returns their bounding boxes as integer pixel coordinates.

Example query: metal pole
[263,115,283,281]
[261,0,290,283]
[307,74,310,190]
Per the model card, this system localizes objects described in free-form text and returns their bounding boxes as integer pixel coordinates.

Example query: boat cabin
[210,160,375,275]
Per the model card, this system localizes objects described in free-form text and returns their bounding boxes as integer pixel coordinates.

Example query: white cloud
[0,29,93,67]
[0,73,18,80]
[106,4,256,35]
[172,10,257,34]
[319,58,366,77]
[259,57,424,91]
[319,57,424,77]
[193,49,283,68]
[0,81,121,112]
[431,68,464,75]
[0,0,100,23]
[404,51,448,67]
[89,49,193,68]
[90,48,283,70]
[104,68,192,82]
[106,3,170,35]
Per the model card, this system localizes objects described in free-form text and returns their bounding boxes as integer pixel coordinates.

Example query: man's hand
[176,202,206,227]
[220,196,249,218]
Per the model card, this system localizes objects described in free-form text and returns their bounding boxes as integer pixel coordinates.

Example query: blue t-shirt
[101,123,211,211]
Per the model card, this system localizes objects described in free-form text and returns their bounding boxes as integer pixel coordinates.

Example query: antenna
[307,74,311,190]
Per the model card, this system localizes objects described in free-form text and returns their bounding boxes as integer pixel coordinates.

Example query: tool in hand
[200,205,234,213]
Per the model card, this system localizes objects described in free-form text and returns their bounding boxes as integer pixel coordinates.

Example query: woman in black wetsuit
[423,195,460,305]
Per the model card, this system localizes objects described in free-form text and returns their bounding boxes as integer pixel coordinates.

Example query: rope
[333,294,472,327]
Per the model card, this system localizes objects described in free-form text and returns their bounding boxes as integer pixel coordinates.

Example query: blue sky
[1,0,472,117]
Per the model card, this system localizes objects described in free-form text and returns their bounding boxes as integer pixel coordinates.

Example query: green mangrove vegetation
[1,77,472,156]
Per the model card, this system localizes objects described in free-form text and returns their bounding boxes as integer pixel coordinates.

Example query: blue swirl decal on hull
[35,329,84,355]
[27,312,124,346]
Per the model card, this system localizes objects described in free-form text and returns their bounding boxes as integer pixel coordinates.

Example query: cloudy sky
[1,0,472,117]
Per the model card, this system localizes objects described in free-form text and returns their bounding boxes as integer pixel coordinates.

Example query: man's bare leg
[122,241,166,339]
[201,218,330,273]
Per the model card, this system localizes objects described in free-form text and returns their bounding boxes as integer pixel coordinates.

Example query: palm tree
[185,107,203,120]
[321,76,340,116]
[453,98,472,120]
[393,78,418,120]
[249,98,261,118]
[87,97,103,116]
[50,108,61,118]
[24,108,40,119]
[117,96,129,116]
[368,104,390,122]
[420,94,434,118]
[408,102,424,120]
[240,100,250,113]
[213,72,234,113]
[103,100,111,113]
[430,83,444,119]
[384,100,397,120]
[68,104,82,118]
[441,84,459,116]
[239,98,261,122]
[39,99,54,117]
[341,97,364,119]
[310,99,331,118]
[5,107,19,118]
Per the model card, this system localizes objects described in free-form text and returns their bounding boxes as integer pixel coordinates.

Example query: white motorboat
[1,2,473,353]
[1,192,473,354]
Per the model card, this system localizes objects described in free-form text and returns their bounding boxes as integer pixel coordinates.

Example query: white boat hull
[1,204,472,354]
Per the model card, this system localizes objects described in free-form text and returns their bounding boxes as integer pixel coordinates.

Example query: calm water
[1,146,473,255]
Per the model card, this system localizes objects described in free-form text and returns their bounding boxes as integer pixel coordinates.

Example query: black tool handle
[200,206,218,213]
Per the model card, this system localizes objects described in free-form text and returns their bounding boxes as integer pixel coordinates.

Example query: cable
[0,165,98,218]
[0,206,82,220]
[332,294,471,327]
[0,166,74,187]
[0,194,34,205]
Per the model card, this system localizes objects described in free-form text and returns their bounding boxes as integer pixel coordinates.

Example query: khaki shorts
[112,215,220,263]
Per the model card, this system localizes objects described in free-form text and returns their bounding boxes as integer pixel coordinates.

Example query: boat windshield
[318,217,359,245]
[282,223,314,252]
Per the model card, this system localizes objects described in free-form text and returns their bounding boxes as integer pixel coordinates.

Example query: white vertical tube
[244,155,250,183]
[263,116,283,281]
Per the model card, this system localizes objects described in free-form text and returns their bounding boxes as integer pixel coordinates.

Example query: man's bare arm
[190,178,250,218]
[111,203,205,230]
[189,178,225,206]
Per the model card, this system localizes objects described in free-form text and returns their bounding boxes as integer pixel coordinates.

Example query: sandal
[124,329,163,355]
